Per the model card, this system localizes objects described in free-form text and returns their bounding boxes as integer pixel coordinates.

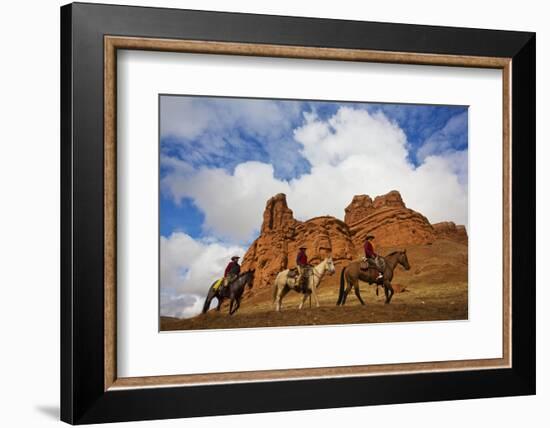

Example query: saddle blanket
[212,278,223,291]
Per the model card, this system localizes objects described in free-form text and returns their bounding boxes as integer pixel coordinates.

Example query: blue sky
[159,96,467,242]
[159,95,468,317]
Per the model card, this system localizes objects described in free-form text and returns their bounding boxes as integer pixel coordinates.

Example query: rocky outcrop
[241,191,467,292]
[260,193,297,234]
[298,216,355,263]
[241,194,354,290]
[433,221,468,244]
[344,195,374,224]
[345,190,437,250]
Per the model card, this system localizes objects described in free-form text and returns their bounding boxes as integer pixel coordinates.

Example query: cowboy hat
[231,256,240,260]
[299,246,307,250]
[365,235,375,240]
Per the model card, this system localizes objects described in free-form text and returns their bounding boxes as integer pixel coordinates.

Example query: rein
[310,259,334,279]
[380,252,409,275]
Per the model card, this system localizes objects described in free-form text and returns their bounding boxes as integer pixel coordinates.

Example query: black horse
[202,270,255,315]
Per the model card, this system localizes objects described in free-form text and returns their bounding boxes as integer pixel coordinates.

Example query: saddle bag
[287,268,298,278]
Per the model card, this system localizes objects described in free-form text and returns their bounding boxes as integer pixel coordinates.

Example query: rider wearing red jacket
[296,247,310,292]
[221,256,241,294]
[364,237,377,258]
[364,235,384,279]
[296,247,308,267]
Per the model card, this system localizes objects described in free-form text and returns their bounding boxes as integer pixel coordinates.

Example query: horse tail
[337,267,346,305]
[202,283,215,314]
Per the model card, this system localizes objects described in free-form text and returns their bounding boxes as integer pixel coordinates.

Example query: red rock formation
[433,221,468,244]
[241,194,354,291]
[344,195,374,224]
[241,191,467,292]
[298,216,355,263]
[345,190,437,250]
[260,193,297,234]
[240,197,295,292]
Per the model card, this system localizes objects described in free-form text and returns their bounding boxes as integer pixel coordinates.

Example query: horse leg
[231,295,241,315]
[341,282,353,305]
[298,292,308,310]
[354,283,365,305]
[310,281,320,308]
[230,298,241,315]
[274,285,283,311]
[216,293,223,311]
[273,284,280,311]
[280,287,291,310]
[232,289,243,314]
[312,288,320,308]
[341,272,355,305]
[384,283,394,304]
[275,285,289,312]
[202,292,212,314]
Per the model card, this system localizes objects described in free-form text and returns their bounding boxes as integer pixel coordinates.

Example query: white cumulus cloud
[162,160,289,242]
[160,96,302,142]
[162,107,468,242]
[160,231,245,318]
[160,107,469,318]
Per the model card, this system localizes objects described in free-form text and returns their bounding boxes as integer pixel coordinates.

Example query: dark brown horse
[336,250,410,306]
[202,270,255,315]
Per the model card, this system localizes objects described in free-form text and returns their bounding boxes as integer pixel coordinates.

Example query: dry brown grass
[161,239,468,331]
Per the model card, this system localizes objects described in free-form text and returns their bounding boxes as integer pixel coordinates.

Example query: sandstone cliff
[432,221,468,244]
[344,191,437,251]
[241,193,355,290]
[241,191,467,291]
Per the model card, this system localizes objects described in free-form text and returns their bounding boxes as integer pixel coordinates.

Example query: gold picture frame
[61,3,534,424]
[104,36,511,391]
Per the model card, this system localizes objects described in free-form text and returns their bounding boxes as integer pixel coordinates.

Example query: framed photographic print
[61,2,536,424]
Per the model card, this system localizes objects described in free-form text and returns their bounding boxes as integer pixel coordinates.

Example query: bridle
[310,258,335,279]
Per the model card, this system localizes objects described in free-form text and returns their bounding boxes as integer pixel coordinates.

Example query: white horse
[272,257,336,311]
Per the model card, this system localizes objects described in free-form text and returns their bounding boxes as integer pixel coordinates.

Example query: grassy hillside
[161,239,468,331]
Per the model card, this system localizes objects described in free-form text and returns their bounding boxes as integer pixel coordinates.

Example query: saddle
[287,267,310,293]
[212,278,224,291]
[360,257,377,271]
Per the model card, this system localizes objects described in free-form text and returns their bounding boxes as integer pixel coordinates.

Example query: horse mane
[240,270,254,276]
[386,250,403,257]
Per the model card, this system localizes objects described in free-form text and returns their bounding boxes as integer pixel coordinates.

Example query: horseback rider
[364,235,384,280]
[221,256,241,295]
[296,246,310,293]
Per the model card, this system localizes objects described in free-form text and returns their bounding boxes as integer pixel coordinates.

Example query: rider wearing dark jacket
[224,258,241,277]
[222,256,241,294]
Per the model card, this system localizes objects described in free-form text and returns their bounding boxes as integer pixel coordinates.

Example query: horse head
[398,250,411,270]
[325,256,336,275]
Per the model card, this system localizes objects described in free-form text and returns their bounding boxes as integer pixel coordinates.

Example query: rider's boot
[301,275,308,293]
